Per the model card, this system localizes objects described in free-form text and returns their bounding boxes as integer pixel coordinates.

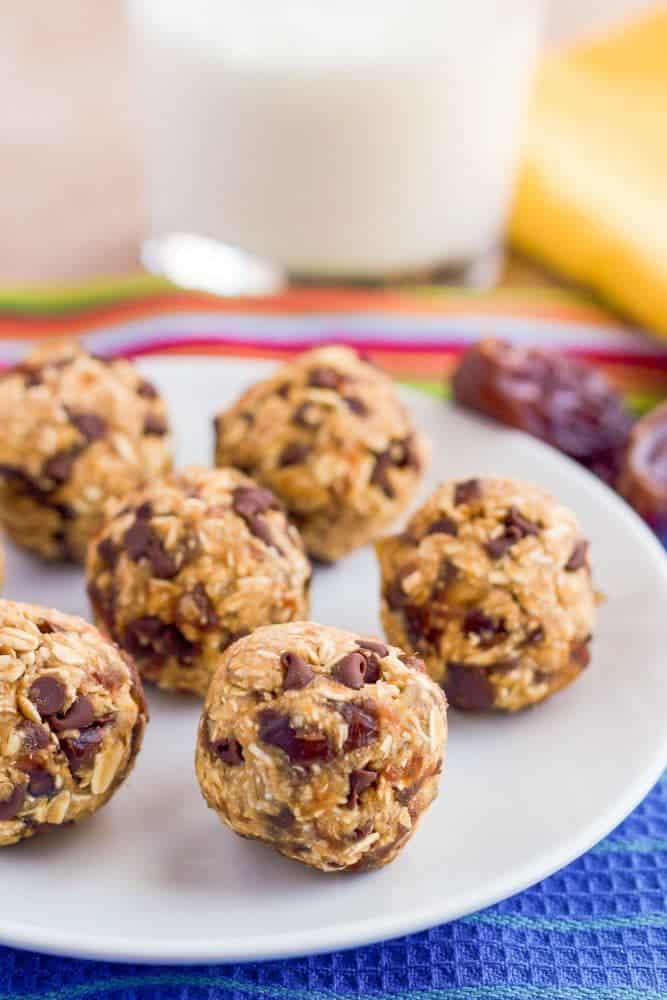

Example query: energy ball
[0,599,147,847]
[214,346,429,562]
[0,340,172,561]
[376,477,598,712]
[196,622,447,872]
[86,466,311,696]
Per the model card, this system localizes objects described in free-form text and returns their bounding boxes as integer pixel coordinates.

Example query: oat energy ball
[0,340,172,561]
[0,599,147,846]
[196,622,447,872]
[376,478,598,712]
[87,466,311,696]
[214,346,429,562]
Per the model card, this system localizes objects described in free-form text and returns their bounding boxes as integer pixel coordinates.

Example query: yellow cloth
[509,9,667,336]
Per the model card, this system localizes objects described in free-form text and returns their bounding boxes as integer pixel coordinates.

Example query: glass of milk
[127,0,545,290]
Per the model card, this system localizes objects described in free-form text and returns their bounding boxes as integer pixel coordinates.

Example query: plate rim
[1,355,666,964]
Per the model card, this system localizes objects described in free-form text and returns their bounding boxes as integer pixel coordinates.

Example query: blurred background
[1,0,666,331]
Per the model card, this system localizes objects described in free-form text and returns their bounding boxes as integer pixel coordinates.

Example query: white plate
[1,356,666,965]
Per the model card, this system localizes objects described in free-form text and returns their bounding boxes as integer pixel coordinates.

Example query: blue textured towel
[1,772,665,1000]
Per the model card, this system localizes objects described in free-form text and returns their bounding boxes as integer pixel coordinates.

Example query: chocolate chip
[123,617,197,665]
[402,602,442,649]
[123,518,179,579]
[340,700,379,753]
[425,516,458,537]
[281,651,314,690]
[27,768,56,798]
[97,536,118,570]
[69,412,107,442]
[189,583,218,628]
[444,662,495,711]
[232,485,280,519]
[485,506,539,560]
[0,784,25,821]
[347,769,378,808]
[43,449,77,483]
[308,367,342,390]
[233,486,283,553]
[357,639,388,657]
[463,609,506,646]
[485,534,516,560]
[258,709,332,765]
[143,415,168,436]
[292,401,322,428]
[61,726,105,773]
[431,558,458,599]
[275,382,290,399]
[50,695,95,733]
[28,676,66,716]
[351,821,374,842]
[371,437,420,498]
[344,396,368,416]
[210,737,244,765]
[385,564,418,610]
[332,652,367,689]
[270,805,295,830]
[363,655,381,684]
[566,540,589,572]
[370,452,395,498]
[36,619,57,634]
[249,515,284,554]
[454,479,481,506]
[137,379,158,399]
[505,506,539,537]
[279,441,310,467]
[123,518,152,560]
[20,720,50,751]
[387,438,415,468]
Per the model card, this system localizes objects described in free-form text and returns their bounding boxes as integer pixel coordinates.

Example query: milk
[128,0,543,279]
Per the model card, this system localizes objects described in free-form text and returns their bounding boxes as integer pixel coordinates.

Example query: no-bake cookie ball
[86,466,312,696]
[376,478,598,712]
[214,346,429,562]
[196,622,447,872]
[0,340,172,561]
[0,599,147,846]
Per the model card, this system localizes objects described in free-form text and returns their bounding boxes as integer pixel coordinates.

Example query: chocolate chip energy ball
[214,346,429,562]
[0,340,172,561]
[86,466,311,696]
[376,478,599,713]
[0,599,147,846]
[196,622,447,872]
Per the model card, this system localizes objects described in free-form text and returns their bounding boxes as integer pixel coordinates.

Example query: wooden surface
[0,0,656,289]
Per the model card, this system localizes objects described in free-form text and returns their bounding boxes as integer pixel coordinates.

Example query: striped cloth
[0,280,666,1000]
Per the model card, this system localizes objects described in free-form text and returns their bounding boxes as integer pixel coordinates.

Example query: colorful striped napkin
[1,277,666,411]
